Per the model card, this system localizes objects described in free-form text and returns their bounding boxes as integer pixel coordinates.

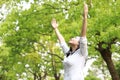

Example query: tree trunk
[51,50,61,80]
[100,50,120,80]
[33,73,37,80]
[54,73,60,80]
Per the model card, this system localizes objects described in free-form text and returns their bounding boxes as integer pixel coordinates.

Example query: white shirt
[60,37,88,80]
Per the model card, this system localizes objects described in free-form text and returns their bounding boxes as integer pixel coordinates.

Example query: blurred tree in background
[0,0,120,80]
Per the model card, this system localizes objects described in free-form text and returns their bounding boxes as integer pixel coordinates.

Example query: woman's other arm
[51,18,65,43]
[51,18,69,54]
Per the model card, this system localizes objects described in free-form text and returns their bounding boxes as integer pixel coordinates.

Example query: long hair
[66,47,72,57]
[66,45,80,57]
[66,45,87,66]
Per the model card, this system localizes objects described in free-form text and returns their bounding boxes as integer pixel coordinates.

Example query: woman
[51,3,88,80]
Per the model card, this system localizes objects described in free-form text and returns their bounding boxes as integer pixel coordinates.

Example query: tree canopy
[0,0,120,80]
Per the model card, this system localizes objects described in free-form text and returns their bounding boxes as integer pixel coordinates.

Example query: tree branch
[48,52,63,60]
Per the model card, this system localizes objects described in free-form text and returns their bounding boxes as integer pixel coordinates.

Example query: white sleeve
[60,42,69,55]
[79,37,88,57]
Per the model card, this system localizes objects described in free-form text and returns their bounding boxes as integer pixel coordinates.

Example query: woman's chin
[68,42,73,46]
[68,42,72,44]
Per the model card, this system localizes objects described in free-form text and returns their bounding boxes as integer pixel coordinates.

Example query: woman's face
[68,37,80,46]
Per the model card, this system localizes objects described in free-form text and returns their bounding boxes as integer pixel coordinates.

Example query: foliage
[85,70,101,80]
[0,0,120,80]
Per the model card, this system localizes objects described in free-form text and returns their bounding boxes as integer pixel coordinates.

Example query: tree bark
[33,73,37,80]
[54,73,60,80]
[100,50,120,80]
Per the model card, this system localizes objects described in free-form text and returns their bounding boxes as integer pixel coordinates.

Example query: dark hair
[66,45,80,57]
[66,47,72,57]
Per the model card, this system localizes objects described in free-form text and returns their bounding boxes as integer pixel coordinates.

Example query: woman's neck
[71,46,78,52]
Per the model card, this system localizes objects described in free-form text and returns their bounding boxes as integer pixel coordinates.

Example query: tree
[87,0,120,80]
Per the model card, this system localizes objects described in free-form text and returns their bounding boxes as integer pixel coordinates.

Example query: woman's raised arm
[80,3,88,37]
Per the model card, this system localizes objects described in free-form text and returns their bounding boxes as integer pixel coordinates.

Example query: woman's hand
[51,18,58,29]
[51,18,65,43]
[83,3,88,18]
